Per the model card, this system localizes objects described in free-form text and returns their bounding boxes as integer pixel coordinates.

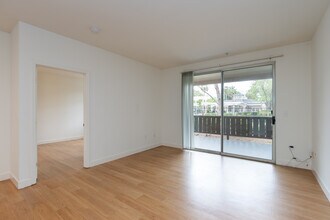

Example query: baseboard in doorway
[37,136,83,145]
[313,170,330,202]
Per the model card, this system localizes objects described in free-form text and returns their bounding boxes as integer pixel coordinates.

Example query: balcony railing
[194,115,272,139]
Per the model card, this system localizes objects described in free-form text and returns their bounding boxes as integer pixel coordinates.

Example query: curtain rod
[190,55,284,73]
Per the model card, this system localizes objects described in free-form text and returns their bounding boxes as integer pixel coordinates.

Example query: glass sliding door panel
[222,65,274,161]
[182,72,194,150]
[192,72,222,152]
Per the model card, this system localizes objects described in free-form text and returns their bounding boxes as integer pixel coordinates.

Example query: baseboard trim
[161,143,182,149]
[0,172,11,181]
[10,174,36,189]
[313,170,330,202]
[38,136,83,145]
[10,175,19,188]
[276,159,312,170]
[89,144,160,167]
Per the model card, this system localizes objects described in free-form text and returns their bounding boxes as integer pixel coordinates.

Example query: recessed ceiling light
[90,26,101,34]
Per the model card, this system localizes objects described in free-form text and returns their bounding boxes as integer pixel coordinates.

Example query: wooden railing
[194,115,272,139]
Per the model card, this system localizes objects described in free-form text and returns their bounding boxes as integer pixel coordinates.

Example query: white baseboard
[1,173,36,189]
[89,144,160,167]
[38,136,83,145]
[313,170,330,202]
[0,172,10,181]
[10,174,36,189]
[276,159,312,170]
[161,143,183,149]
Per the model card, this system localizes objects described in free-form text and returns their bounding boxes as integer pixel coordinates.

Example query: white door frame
[33,64,91,181]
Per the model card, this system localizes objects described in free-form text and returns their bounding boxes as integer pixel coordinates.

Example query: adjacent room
[0,0,330,219]
[36,66,85,182]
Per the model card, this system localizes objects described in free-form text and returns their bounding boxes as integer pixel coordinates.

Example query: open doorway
[36,65,87,182]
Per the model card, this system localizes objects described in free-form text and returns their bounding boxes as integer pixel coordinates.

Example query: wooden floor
[0,140,329,219]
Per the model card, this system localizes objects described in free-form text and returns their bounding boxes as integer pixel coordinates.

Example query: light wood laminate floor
[0,140,329,219]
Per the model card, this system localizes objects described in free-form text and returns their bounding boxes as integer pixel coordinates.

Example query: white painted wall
[0,30,11,181]
[10,24,20,183]
[11,22,161,188]
[161,42,312,169]
[37,68,84,144]
[7,21,318,189]
[311,4,330,200]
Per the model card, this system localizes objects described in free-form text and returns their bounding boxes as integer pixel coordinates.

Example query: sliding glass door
[192,72,222,153]
[222,65,275,161]
[182,63,275,163]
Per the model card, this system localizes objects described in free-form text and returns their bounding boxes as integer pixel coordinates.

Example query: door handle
[272,116,276,125]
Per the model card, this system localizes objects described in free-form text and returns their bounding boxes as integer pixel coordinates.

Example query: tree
[206,98,216,103]
[194,90,203,97]
[197,84,241,115]
[198,85,221,115]
[246,79,272,109]
[224,86,241,100]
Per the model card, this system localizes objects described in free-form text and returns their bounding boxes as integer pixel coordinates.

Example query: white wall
[10,24,19,183]
[311,4,330,200]
[37,68,84,144]
[7,21,318,189]
[0,30,11,181]
[161,42,312,169]
[11,22,161,188]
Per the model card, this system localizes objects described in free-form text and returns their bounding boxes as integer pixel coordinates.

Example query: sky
[225,81,254,94]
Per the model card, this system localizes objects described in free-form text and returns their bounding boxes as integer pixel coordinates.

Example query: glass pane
[222,65,273,160]
[182,72,194,149]
[192,72,222,152]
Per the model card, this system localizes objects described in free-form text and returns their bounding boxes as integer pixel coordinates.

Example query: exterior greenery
[194,79,272,117]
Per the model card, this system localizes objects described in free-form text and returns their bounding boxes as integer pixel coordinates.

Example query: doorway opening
[36,65,87,182]
[183,62,276,163]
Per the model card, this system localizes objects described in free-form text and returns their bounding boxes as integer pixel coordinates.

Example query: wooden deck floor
[0,140,329,219]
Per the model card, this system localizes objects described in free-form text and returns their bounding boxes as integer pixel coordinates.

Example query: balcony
[193,115,273,160]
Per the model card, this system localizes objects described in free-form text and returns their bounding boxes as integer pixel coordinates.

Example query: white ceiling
[0,0,329,69]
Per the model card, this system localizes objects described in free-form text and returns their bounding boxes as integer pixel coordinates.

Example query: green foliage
[193,89,203,97]
[206,98,216,103]
[196,99,203,106]
[246,79,272,108]
[224,86,241,100]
